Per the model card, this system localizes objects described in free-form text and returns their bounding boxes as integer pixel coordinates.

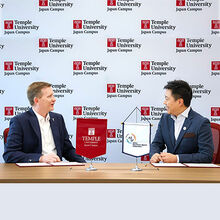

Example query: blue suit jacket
[3,109,85,163]
[150,109,214,163]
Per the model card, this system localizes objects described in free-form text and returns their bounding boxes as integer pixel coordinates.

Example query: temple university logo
[39,0,48,6]
[141,61,150,70]
[4,107,14,116]
[73,106,82,115]
[4,62,13,71]
[176,0,185,6]
[141,20,150,29]
[107,84,116,93]
[141,107,150,116]
[176,38,185,47]
[211,20,220,29]
[88,128,95,135]
[4,20,13,29]
[73,61,82,70]
[141,154,150,161]
[211,107,220,116]
[107,129,116,138]
[73,20,82,29]
[39,38,48,48]
[107,0,116,6]
[107,38,116,47]
[212,61,220,70]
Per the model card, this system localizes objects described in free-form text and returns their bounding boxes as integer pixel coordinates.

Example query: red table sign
[76,118,107,159]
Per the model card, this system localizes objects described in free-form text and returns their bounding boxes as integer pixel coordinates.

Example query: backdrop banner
[0,0,219,163]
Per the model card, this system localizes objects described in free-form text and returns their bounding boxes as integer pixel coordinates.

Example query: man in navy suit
[150,80,214,163]
[3,82,85,163]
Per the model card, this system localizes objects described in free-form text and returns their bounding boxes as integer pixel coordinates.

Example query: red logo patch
[107,84,116,93]
[141,154,150,161]
[211,20,220,29]
[39,38,48,48]
[107,0,116,6]
[211,107,220,116]
[4,62,13,71]
[4,20,13,29]
[73,106,82,115]
[141,61,150,70]
[176,38,185,47]
[212,61,220,71]
[107,38,116,47]
[39,0,48,6]
[73,61,82,70]
[141,20,150,29]
[73,20,82,29]
[5,107,14,116]
[141,107,150,116]
[107,129,116,138]
[176,0,185,6]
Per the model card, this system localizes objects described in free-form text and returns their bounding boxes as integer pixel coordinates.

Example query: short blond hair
[27,82,51,106]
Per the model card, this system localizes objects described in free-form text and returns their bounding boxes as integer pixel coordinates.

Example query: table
[0,163,220,183]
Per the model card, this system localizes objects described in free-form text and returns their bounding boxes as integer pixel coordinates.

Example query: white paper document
[16,162,85,167]
[152,163,186,167]
[16,163,50,167]
[184,163,220,168]
[50,162,84,166]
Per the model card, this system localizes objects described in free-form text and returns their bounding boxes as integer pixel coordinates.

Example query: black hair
[164,80,192,107]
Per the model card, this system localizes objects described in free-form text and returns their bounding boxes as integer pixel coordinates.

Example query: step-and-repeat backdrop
[0,0,219,163]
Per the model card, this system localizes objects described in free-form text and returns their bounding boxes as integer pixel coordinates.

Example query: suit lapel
[28,109,42,149]
[168,116,175,147]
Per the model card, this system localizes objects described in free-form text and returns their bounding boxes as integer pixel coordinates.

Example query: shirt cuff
[176,155,179,163]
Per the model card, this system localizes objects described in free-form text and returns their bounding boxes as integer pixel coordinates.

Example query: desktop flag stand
[76,118,107,171]
[122,107,151,171]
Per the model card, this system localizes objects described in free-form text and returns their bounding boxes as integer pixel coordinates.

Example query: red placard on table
[76,118,107,159]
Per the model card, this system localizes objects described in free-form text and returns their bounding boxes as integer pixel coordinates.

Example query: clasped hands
[39,153,61,163]
[150,153,177,163]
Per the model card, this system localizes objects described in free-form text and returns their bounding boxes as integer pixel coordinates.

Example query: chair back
[211,123,220,164]
[3,128,9,144]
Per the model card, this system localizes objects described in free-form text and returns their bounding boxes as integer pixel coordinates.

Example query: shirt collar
[181,106,191,118]
[171,106,191,120]
[32,108,50,122]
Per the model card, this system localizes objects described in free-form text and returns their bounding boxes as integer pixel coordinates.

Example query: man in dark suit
[150,80,214,163]
[3,82,85,163]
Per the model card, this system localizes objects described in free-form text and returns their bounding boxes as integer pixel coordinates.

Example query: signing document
[16,162,85,167]
[183,163,220,168]
[151,163,186,167]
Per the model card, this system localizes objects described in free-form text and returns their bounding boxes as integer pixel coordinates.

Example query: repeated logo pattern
[0,0,219,163]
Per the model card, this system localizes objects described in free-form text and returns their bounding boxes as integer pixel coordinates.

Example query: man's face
[37,87,56,114]
[163,89,181,116]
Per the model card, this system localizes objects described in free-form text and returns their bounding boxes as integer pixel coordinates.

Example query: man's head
[27,82,56,116]
[163,80,192,116]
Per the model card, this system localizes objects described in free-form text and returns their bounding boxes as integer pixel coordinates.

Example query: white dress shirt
[171,106,191,162]
[33,109,57,155]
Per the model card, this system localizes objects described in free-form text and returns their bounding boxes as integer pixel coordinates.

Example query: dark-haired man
[3,82,85,163]
[150,80,214,163]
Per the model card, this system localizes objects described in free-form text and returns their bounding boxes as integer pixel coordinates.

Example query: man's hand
[39,153,61,163]
[150,153,162,163]
[160,153,177,163]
